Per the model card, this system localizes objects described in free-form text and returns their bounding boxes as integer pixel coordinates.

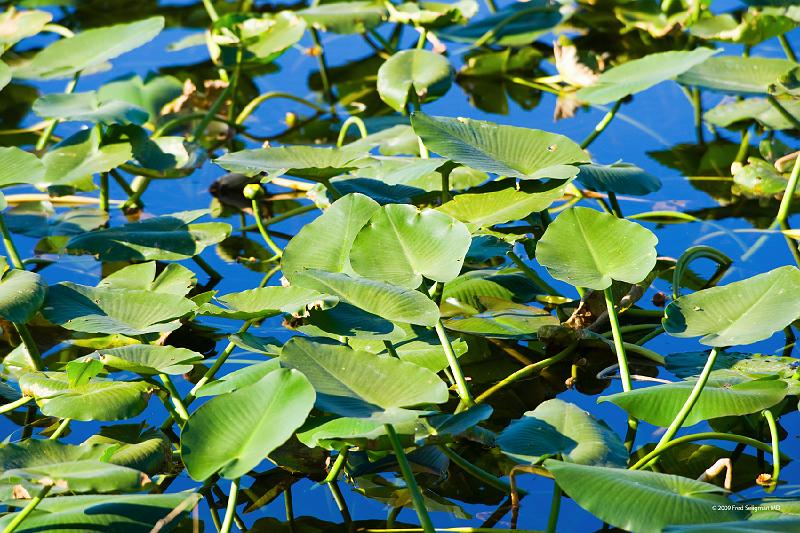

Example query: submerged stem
[384,424,435,533]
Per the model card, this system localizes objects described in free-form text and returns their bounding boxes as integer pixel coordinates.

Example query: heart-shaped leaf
[3,460,148,493]
[577,163,662,196]
[545,460,744,532]
[0,269,46,324]
[677,56,797,94]
[96,345,204,375]
[41,128,132,189]
[349,203,471,288]
[194,360,281,398]
[199,286,329,320]
[377,49,453,111]
[0,147,45,188]
[84,425,172,475]
[97,74,183,124]
[181,368,315,480]
[33,91,149,125]
[444,300,558,339]
[663,266,800,346]
[215,145,373,180]
[411,112,588,180]
[497,398,628,466]
[599,374,787,427]
[439,1,565,46]
[298,1,386,34]
[575,48,717,105]
[537,206,658,290]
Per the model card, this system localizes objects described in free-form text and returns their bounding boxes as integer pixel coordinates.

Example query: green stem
[201,0,219,21]
[437,445,517,494]
[284,486,294,522]
[734,128,750,164]
[580,99,623,150]
[691,88,704,145]
[385,424,435,533]
[2,484,52,533]
[762,410,780,492]
[775,154,800,227]
[440,166,451,205]
[327,478,352,523]
[310,28,335,110]
[0,213,24,269]
[383,340,400,359]
[191,76,235,142]
[630,431,788,470]
[506,251,560,296]
[159,374,190,424]
[483,0,497,12]
[122,176,152,211]
[193,255,222,281]
[337,116,368,147]
[653,347,720,453]
[0,396,32,415]
[237,92,328,125]
[474,343,578,404]
[607,191,624,218]
[415,27,427,49]
[779,34,797,63]
[15,323,43,371]
[49,418,70,440]
[219,478,239,533]
[203,490,223,532]
[603,288,632,392]
[251,199,283,257]
[36,73,79,151]
[434,321,473,407]
[599,324,663,339]
[546,483,561,533]
[767,94,800,131]
[325,449,349,483]
[239,204,316,232]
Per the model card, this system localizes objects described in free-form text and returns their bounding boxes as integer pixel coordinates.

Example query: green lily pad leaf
[66,357,104,387]
[0,146,45,188]
[297,301,407,342]
[544,460,744,532]
[439,1,566,46]
[99,262,196,295]
[199,286,329,320]
[0,493,199,532]
[349,204,471,289]
[281,337,448,416]
[444,299,558,339]
[537,206,658,290]
[666,351,800,393]
[577,163,661,196]
[690,11,797,46]
[0,9,52,47]
[96,345,204,375]
[0,440,108,473]
[42,281,196,335]
[195,360,282,398]
[411,113,588,180]
[498,398,628,466]
[6,207,106,239]
[282,193,378,283]
[33,91,149,125]
[599,374,787,427]
[229,333,282,356]
[355,156,487,191]
[575,48,717,105]
[13,17,165,80]
[349,325,468,372]
[388,0,478,27]
[704,96,800,131]
[97,74,183,124]
[84,424,172,475]
[663,266,800,346]
[298,1,386,34]
[677,56,797,94]
[215,145,374,180]
[181,368,316,480]
[297,409,420,449]
[330,176,426,204]
[19,372,153,421]
[422,403,492,438]
[732,157,791,198]
[66,210,231,261]
[442,268,540,310]
[41,128,132,189]
[293,269,440,326]
[2,460,148,492]
[377,49,453,112]
[438,179,571,228]
[238,11,307,61]
[0,269,46,324]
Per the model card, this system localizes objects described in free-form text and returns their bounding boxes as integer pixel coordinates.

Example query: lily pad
[199,286,329,320]
[676,56,797,94]
[298,1,386,34]
[377,49,453,112]
[41,128,132,189]
[0,146,45,187]
[215,145,374,180]
[96,345,204,375]
[0,269,46,324]
[577,163,662,196]
[33,91,149,125]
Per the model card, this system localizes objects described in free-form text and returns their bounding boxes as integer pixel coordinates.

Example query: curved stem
[652,348,720,457]
[506,251,560,296]
[437,445,517,494]
[251,200,283,257]
[15,323,43,371]
[0,214,23,269]
[219,478,239,533]
[762,410,780,492]
[475,343,578,404]
[767,94,800,131]
[49,418,70,440]
[0,396,32,415]
[672,246,733,300]
[630,431,788,471]
[434,321,473,407]
[775,153,800,227]
[324,449,349,483]
[236,92,328,125]
[2,484,51,533]
[239,204,315,232]
[337,116,368,147]
[159,374,190,424]
[580,99,623,150]
[385,424,434,533]
[779,34,797,62]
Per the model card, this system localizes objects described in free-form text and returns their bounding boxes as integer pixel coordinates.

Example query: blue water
[3,0,800,530]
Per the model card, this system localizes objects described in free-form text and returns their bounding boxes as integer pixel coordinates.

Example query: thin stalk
[109,169,136,198]
[763,410,780,492]
[779,34,797,63]
[415,28,427,49]
[49,418,70,440]
[0,214,24,269]
[193,255,223,281]
[2,484,52,533]
[599,324,663,339]
[325,449,349,483]
[603,288,632,392]
[204,491,223,532]
[775,153,800,226]
[474,343,578,404]
[635,326,665,346]
[284,486,294,522]
[159,374,190,424]
[385,424,435,533]
[767,94,800,131]
[251,199,283,257]
[506,251,560,296]
[327,477,352,523]
[239,204,316,232]
[630,431,788,470]
[383,340,400,359]
[236,92,328,125]
[483,0,497,12]
[440,166,451,204]
[653,347,720,453]
[219,478,239,533]
[607,192,624,218]
[191,79,235,142]
[36,73,79,151]
[734,128,750,164]
[0,396,32,415]
[337,116,368,147]
[310,28,335,110]
[437,445,516,494]
[122,176,152,211]
[99,173,109,213]
[580,99,623,150]
[691,88,704,145]
[434,321,473,407]
[15,323,43,371]
[201,0,219,21]
[546,484,561,533]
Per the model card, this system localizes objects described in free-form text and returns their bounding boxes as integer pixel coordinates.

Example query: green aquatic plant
[0,1,798,532]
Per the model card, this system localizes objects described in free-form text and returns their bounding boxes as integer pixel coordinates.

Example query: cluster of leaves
[0,0,799,532]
